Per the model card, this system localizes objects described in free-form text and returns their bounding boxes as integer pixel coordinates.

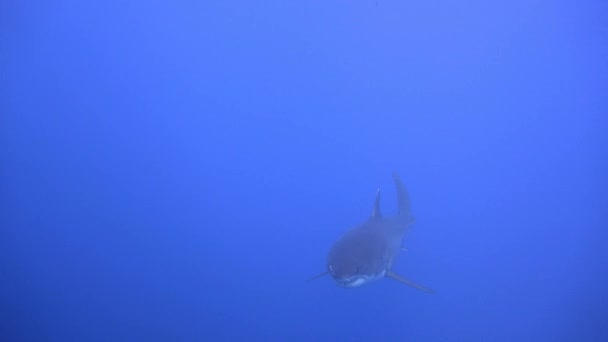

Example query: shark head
[326,226,390,288]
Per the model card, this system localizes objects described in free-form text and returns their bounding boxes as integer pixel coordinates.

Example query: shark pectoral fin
[307,271,328,282]
[386,271,434,293]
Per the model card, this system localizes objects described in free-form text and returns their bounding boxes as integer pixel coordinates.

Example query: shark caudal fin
[392,172,414,224]
[386,271,434,293]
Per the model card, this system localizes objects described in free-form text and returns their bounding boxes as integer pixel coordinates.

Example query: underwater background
[2,1,607,341]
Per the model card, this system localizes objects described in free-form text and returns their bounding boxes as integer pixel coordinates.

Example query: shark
[310,173,433,293]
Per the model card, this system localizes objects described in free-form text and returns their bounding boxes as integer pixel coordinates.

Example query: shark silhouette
[311,173,433,292]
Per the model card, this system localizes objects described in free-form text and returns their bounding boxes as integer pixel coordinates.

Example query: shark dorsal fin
[371,188,381,218]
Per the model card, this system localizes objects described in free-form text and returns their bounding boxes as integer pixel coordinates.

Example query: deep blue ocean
[2,1,607,341]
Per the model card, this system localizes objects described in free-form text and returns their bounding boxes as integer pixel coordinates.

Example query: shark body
[311,173,433,293]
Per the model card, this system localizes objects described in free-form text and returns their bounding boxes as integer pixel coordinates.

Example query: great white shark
[310,173,433,292]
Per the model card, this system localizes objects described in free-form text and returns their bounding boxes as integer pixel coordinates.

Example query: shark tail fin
[392,172,412,219]
[386,271,434,293]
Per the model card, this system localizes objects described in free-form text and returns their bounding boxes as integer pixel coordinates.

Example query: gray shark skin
[311,173,433,293]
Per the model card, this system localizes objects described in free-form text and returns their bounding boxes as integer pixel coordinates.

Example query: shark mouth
[335,276,369,288]
[334,271,386,288]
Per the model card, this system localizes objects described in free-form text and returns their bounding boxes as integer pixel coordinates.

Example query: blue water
[2,1,607,341]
